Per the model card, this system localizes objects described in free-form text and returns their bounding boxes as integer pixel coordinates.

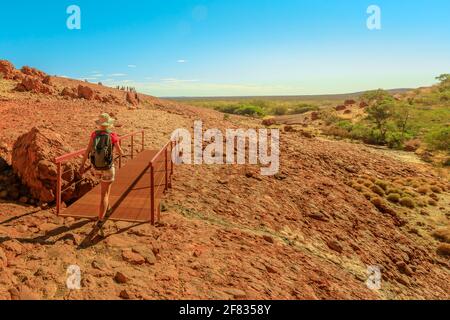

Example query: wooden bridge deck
[59,149,159,222]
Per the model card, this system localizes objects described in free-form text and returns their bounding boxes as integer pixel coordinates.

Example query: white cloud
[91,73,104,78]
[128,64,137,68]
[109,73,127,77]
[161,78,199,83]
[177,59,187,63]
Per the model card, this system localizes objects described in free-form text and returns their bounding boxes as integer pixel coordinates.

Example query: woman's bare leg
[99,181,113,220]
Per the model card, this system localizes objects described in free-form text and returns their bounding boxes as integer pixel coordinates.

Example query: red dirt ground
[0,62,449,300]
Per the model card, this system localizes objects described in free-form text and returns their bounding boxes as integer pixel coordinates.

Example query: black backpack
[90,131,114,170]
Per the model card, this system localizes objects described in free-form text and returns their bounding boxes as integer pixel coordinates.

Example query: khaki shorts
[94,166,116,183]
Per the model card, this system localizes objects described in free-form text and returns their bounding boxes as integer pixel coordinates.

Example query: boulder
[359,101,369,108]
[335,105,346,111]
[77,85,95,100]
[262,118,276,126]
[344,99,356,106]
[11,127,95,203]
[311,111,319,121]
[126,91,139,105]
[60,87,78,99]
[0,60,17,80]
[21,66,47,79]
[15,76,53,95]
[42,75,52,85]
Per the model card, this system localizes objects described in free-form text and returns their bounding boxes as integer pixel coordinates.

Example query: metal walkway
[54,131,174,224]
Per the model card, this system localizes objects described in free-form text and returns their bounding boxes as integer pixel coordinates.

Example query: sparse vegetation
[387,193,401,203]
[399,197,415,208]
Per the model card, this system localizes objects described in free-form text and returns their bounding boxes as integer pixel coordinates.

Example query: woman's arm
[79,137,93,175]
[115,142,124,157]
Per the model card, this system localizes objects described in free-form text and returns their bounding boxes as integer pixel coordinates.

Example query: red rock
[126,91,139,105]
[114,272,128,284]
[42,75,52,85]
[1,240,24,255]
[221,287,247,299]
[359,101,369,108]
[0,60,17,79]
[119,290,131,299]
[335,105,346,111]
[262,118,276,126]
[311,111,319,121]
[21,66,47,79]
[11,127,95,203]
[15,76,53,94]
[61,87,78,99]
[122,250,146,265]
[344,99,356,106]
[0,247,7,269]
[326,240,343,253]
[77,85,95,100]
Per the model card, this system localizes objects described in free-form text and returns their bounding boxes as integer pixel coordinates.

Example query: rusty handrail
[54,130,145,215]
[54,130,145,164]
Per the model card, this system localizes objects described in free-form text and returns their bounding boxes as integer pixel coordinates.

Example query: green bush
[270,105,288,116]
[288,104,319,115]
[426,127,450,152]
[234,104,266,117]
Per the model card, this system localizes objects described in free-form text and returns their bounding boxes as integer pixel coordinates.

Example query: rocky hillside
[0,60,449,300]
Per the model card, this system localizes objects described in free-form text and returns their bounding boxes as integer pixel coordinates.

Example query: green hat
[95,113,115,128]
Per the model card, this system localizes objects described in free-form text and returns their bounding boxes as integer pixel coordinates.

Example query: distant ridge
[166,88,412,101]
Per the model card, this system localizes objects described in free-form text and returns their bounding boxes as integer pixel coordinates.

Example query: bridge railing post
[141,130,145,152]
[164,146,168,192]
[119,140,122,169]
[131,135,134,159]
[56,162,62,215]
[150,163,155,225]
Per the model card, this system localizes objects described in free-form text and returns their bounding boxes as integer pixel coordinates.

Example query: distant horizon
[160,87,413,99]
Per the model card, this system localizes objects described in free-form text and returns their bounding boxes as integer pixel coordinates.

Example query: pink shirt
[90,131,119,145]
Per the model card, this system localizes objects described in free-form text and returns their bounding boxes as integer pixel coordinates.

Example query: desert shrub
[430,186,442,193]
[436,243,450,257]
[425,127,450,152]
[238,104,266,117]
[428,199,437,206]
[352,184,364,192]
[371,185,385,196]
[375,179,389,191]
[399,197,415,208]
[223,114,230,121]
[220,104,266,117]
[215,104,239,114]
[432,227,450,243]
[371,197,392,213]
[363,192,373,200]
[322,125,350,139]
[416,199,427,207]
[386,187,401,195]
[288,104,319,115]
[270,105,287,116]
[387,193,401,203]
[0,72,4,80]
[430,193,439,201]
[417,186,430,195]
[319,110,340,125]
[363,181,372,188]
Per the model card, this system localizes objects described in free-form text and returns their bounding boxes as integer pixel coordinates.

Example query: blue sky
[1,0,449,97]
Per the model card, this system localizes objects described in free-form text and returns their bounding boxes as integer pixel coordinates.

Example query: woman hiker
[79,113,124,236]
